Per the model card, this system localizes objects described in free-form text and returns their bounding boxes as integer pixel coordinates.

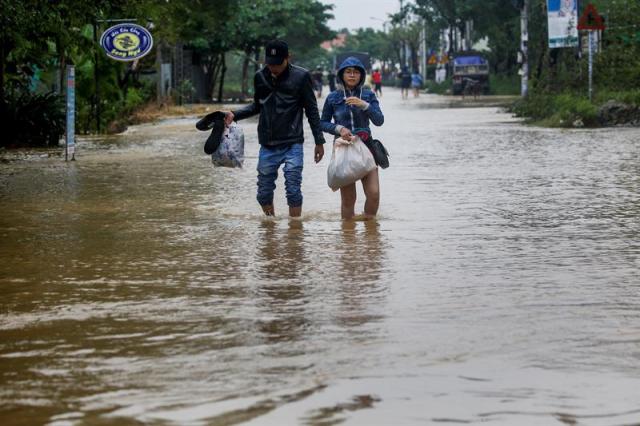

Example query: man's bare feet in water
[262,205,275,216]
[261,205,302,218]
[289,206,301,217]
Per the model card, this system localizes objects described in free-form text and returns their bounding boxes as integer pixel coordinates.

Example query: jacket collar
[262,63,291,83]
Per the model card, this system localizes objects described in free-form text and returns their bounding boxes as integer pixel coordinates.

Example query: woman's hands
[339,127,354,141]
[345,96,367,109]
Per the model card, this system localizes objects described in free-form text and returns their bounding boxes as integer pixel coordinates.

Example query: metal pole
[588,30,593,101]
[420,21,426,78]
[520,0,529,97]
[93,21,100,133]
[65,65,76,161]
[400,0,405,67]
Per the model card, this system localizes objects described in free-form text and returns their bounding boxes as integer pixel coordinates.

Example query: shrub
[424,78,451,95]
[174,79,195,105]
[1,91,65,148]
[489,75,520,96]
[594,89,640,107]
[511,93,599,127]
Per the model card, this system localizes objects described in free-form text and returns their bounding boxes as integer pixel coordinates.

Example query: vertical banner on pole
[66,65,76,161]
[547,0,579,48]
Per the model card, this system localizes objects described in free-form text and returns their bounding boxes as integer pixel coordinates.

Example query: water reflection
[254,219,307,281]
[254,220,309,344]
[335,220,388,328]
[337,220,386,284]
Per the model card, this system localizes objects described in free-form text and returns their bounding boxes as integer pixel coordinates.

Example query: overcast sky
[319,0,403,32]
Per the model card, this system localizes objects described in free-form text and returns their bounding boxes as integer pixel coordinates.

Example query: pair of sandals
[195,111,227,154]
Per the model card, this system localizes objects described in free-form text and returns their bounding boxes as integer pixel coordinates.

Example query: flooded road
[1,89,640,425]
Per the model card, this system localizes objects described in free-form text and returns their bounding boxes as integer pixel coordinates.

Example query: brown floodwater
[1,89,640,425]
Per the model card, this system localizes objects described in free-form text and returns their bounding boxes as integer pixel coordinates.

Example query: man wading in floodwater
[223,40,326,217]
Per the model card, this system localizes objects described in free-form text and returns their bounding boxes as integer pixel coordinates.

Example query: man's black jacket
[233,65,326,147]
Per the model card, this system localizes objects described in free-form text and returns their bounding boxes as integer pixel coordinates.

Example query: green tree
[1,0,158,140]
[228,0,334,97]
[347,28,398,69]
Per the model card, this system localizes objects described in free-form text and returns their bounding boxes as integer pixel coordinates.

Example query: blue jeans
[256,143,303,207]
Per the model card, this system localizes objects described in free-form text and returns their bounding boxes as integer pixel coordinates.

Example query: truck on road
[451,52,490,96]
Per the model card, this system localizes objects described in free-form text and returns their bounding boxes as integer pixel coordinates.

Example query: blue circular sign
[100,23,153,62]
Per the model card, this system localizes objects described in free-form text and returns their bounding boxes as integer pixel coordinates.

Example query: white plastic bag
[327,136,376,191]
[212,124,244,168]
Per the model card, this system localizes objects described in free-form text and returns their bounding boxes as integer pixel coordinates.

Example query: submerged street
[1,89,640,425]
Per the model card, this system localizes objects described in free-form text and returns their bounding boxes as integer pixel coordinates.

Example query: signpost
[577,4,606,101]
[65,65,75,161]
[91,21,153,136]
[99,23,153,62]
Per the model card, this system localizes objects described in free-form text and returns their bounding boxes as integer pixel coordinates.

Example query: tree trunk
[217,53,227,102]
[241,51,250,98]
[410,43,419,72]
[206,56,220,101]
[254,48,260,73]
[394,42,402,67]
[119,64,135,104]
[0,42,5,105]
[57,36,66,96]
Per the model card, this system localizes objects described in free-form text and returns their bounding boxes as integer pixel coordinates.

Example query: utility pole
[400,0,405,66]
[520,0,529,97]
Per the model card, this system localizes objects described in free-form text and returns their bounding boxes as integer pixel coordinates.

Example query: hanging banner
[547,0,579,48]
[100,23,153,61]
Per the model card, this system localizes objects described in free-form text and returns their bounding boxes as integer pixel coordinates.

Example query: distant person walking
[372,68,382,97]
[222,40,326,217]
[398,66,411,99]
[328,69,337,92]
[312,66,324,98]
[411,70,423,98]
[320,57,385,220]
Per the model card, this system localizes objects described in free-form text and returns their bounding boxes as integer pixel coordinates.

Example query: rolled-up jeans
[256,143,303,207]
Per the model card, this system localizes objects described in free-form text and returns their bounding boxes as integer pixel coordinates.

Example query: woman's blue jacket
[320,57,384,138]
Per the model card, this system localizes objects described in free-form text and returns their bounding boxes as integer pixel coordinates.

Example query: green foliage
[514,0,640,125]
[489,75,520,96]
[414,0,520,74]
[594,89,640,107]
[511,93,599,127]
[174,80,195,105]
[293,47,333,71]
[1,91,65,147]
[424,78,452,95]
[1,0,339,145]
[338,28,392,66]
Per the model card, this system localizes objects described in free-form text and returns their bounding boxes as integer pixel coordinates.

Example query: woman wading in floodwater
[320,57,385,220]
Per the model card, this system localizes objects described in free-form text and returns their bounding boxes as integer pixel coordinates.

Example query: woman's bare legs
[362,168,380,218]
[340,183,357,220]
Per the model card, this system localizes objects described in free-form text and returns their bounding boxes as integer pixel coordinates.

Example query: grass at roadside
[510,90,640,128]
[510,94,598,127]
